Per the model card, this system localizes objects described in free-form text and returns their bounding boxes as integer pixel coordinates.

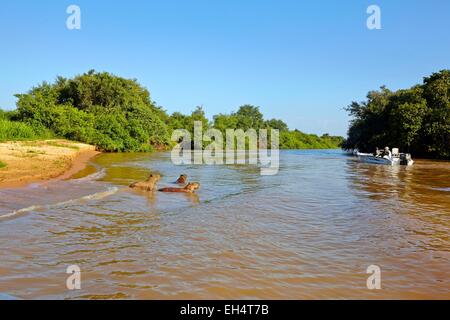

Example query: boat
[356,148,414,166]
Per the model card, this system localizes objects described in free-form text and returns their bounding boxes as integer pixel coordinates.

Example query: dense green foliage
[0,110,52,141]
[149,102,341,149]
[12,71,169,151]
[343,70,450,159]
[167,106,209,134]
[2,71,343,151]
[210,105,343,149]
[281,131,344,149]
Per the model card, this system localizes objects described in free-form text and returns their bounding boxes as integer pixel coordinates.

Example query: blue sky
[1,0,449,136]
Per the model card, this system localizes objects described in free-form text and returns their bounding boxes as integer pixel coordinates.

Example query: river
[0,150,449,299]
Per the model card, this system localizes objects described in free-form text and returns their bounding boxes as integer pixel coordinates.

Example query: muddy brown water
[0,150,449,299]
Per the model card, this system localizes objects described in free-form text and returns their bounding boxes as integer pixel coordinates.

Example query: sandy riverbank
[0,140,100,188]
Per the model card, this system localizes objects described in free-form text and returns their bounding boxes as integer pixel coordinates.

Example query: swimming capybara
[129,174,161,192]
[175,174,188,184]
[159,182,200,193]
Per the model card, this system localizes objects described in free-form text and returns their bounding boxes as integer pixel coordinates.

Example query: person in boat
[176,174,188,184]
[159,182,200,193]
[129,174,161,191]
[382,147,392,160]
[375,147,381,157]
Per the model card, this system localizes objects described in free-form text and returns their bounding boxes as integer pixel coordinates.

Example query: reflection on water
[0,150,449,299]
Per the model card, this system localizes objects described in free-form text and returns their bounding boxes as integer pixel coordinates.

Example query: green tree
[213,113,238,132]
[265,119,289,132]
[14,71,170,152]
[421,70,450,158]
[343,70,450,159]
[234,105,265,131]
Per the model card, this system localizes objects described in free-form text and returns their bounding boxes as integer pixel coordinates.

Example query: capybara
[159,182,200,193]
[129,174,161,192]
[176,174,188,184]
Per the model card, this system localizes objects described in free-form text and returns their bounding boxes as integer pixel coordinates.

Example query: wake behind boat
[356,147,414,166]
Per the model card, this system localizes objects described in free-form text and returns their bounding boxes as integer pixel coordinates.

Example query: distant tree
[190,106,210,129]
[234,105,265,131]
[212,106,342,150]
[213,113,238,132]
[265,119,289,132]
[168,106,209,133]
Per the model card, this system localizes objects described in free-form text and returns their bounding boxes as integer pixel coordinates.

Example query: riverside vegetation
[343,70,450,159]
[0,70,343,152]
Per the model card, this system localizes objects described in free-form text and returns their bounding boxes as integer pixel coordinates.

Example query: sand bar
[0,140,100,188]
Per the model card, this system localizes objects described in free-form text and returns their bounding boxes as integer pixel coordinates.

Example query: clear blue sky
[1,0,449,136]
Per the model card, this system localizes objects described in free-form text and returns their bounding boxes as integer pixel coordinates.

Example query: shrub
[0,118,52,142]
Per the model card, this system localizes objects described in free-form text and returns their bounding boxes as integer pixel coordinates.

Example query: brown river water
[0,150,449,299]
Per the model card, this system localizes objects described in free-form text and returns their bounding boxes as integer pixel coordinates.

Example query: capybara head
[146,174,161,182]
[185,182,200,191]
[176,174,187,183]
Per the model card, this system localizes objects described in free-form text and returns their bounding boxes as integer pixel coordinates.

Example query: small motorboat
[357,148,414,166]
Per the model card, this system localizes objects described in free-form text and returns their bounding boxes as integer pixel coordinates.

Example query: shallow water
[0,150,449,299]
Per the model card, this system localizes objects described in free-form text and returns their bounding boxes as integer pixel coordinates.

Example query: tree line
[343,70,450,159]
[0,70,343,152]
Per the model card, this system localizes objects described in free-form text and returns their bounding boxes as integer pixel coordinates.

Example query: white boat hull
[357,153,414,166]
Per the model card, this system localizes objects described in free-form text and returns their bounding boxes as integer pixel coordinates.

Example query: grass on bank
[0,161,6,169]
[45,141,80,150]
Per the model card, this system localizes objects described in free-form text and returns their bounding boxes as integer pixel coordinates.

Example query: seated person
[375,147,382,157]
[382,147,392,160]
